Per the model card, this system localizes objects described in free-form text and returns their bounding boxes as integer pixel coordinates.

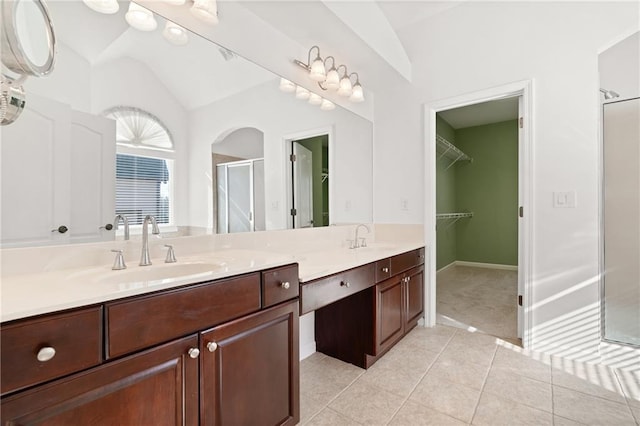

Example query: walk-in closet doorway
[424,81,533,348]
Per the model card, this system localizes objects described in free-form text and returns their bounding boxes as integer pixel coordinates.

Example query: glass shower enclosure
[602,97,640,346]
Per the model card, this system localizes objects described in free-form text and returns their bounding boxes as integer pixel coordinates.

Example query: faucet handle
[359,237,367,248]
[164,244,177,263]
[111,249,127,270]
[347,239,356,249]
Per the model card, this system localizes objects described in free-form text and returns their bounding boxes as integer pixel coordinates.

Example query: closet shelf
[436,212,473,230]
[436,135,472,170]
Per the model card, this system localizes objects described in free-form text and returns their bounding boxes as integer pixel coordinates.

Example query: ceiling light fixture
[294,46,364,103]
[191,0,218,25]
[125,2,157,31]
[82,0,119,14]
[308,93,323,105]
[295,86,310,100]
[162,21,189,45]
[279,78,296,93]
[320,99,335,111]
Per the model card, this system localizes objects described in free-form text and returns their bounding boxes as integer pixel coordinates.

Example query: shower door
[602,97,640,346]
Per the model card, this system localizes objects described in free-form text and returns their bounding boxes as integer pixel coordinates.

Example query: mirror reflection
[0,0,373,248]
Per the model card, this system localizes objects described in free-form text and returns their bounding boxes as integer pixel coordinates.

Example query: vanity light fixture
[336,65,352,97]
[190,0,218,25]
[295,46,364,103]
[349,73,364,103]
[82,0,119,14]
[308,93,323,106]
[320,99,335,111]
[279,78,296,92]
[126,2,157,31]
[162,21,189,45]
[162,0,186,5]
[295,85,310,100]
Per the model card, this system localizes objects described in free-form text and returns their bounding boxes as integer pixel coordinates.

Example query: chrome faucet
[140,215,160,266]
[113,214,130,240]
[352,224,370,249]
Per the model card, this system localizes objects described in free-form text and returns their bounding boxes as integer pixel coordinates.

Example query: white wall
[599,31,640,101]
[188,80,373,230]
[213,127,264,159]
[373,2,639,359]
[91,57,191,227]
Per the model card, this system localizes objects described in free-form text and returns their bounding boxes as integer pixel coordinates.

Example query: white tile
[552,366,627,404]
[389,400,466,426]
[328,381,405,425]
[426,356,491,390]
[306,407,362,426]
[409,372,481,423]
[553,385,636,425]
[472,392,552,426]
[491,345,551,383]
[483,369,553,412]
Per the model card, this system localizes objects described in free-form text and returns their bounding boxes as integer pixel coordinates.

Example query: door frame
[282,126,334,229]
[423,79,534,348]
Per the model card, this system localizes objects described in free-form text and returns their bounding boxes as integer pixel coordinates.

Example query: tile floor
[436,265,518,343]
[300,325,640,425]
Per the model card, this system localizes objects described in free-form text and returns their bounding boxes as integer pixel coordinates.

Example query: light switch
[400,199,409,211]
[345,200,351,211]
[553,191,576,208]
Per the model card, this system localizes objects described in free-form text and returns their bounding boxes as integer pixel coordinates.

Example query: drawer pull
[281,281,290,290]
[341,281,351,288]
[382,267,389,273]
[188,348,200,359]
[36,346,56,362]
[206,342,218,352]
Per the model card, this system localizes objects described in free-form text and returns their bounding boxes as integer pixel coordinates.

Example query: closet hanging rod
[436,212,473,230]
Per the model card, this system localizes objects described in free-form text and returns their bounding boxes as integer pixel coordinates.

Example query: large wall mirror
[0,0,373,247]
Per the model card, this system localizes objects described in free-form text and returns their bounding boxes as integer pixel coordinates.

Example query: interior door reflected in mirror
[0,0,373,247]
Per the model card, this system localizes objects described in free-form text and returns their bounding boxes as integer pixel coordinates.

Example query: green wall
[436,116,458,269]
[435,118,518,268]
[297,135,329,227]
[455,120,518,265]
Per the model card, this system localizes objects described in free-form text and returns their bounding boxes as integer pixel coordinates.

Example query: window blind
[115,154,172,225]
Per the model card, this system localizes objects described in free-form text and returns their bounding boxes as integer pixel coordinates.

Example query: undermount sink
[98,261,225,285]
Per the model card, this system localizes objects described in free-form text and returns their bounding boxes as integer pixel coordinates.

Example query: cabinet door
[375,276,405,355]
[1,335,199,426]
[200,300,299,426]
[405,267,425,330]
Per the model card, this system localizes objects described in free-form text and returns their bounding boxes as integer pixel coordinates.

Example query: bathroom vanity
[0,225,425,425]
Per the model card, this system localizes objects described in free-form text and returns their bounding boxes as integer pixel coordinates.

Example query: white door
[1,94,116,247]
[293,142,313,228]
[1,95,71,246]
[70,110,116,243]
[517,95,524,339]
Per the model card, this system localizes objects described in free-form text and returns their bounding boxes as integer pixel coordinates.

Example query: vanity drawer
[1,307,102,396]
[375,258,391,283]
[300,264,375,314]
[106,273,261,358]
[262,264,299,308]
[390,248,425,275]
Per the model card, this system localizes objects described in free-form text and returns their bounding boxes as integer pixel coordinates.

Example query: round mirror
[1,0,56,77]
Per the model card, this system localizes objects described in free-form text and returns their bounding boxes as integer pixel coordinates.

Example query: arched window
[104,107,174,226]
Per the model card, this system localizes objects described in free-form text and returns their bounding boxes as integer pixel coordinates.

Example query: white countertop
[1,224,424,322]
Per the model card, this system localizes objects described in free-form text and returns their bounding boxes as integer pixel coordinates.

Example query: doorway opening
[424,80,533,348]
[289,134,329,229]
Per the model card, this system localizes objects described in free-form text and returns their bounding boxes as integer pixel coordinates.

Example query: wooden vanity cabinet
[313,248,425,369]
[1,264,300,426]
[200,300,299,426]
[1,334,200,425]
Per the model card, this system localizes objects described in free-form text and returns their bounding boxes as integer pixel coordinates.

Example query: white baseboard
[454,261,518,271]
[300,341,316,360]
[436,261,457,273]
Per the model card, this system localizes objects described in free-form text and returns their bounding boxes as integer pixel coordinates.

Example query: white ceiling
[437,97,519,129]
[48,1,276,111]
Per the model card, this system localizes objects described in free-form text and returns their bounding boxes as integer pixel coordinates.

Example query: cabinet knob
[382,267,389,273]
[37,346,56,362]
[51,225,68,234]
[188,348,200,358]
[280,281,290,290]
[206,342,218,352]
[407,276,411,282]
[341,281,350,288]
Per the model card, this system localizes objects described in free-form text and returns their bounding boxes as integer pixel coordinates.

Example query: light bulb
[337,75,352,97]
[82,0,119,14]
[308,93,323,105]
[309,57,326,82]
[126,2,158,31]
[295,86,310,100]
[279,78,296,93]
[325,67,340,90]
[320,99,335,111]
[349,83,364,102]
[163,21,189,46]
[162,0,186,4]
[191,0,219,25]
